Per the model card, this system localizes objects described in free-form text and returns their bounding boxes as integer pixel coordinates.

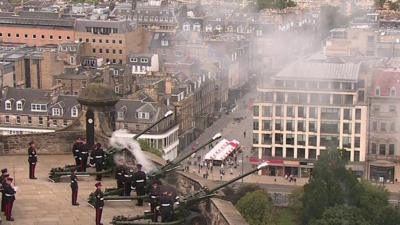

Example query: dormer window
[141,58,149,63]
[113,69,119,76]
[5,100,11,110]
[390,87,396,97]
[161,39,168,46]
[71,106,78,117]
[375,87,381,96]
[31,104,47,112]
[183,23,190,31]
[52,108,61,116]
[16,101,23,111]
[138,112,149,119]
[130,58,138,62]
[117,111,124,120]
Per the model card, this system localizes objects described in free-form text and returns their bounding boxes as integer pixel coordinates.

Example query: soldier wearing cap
[94,182,104,225]
[4,177,15,221]
[70,170,79,206]
[28,141,38,179]
[149,180,161,222]
[158,191,174,222]
[132,164,146,206]
[90,143,105,181]
[115,161,125,196]
[79,138,89,172]
[123,166,133,196]
[72,138,82,170]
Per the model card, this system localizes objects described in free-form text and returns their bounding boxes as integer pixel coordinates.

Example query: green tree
[357,182,389,224]
[236,190,277,225]
[138,140,163,157]
[375,0,386,9]
[288,187,304,218]
[223,184,264,204]
[311,205,370,225]
[256,0,296,10]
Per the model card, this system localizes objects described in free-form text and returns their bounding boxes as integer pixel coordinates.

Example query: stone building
[368,69,400,183]
[253,59,368,177]
[0,11,75,46]
[0,87,80,135]
[135,0,178,32]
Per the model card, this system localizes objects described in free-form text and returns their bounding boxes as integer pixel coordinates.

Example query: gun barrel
[133,111,173,140]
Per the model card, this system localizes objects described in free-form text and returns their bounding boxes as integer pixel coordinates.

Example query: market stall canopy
[204,139,240,161]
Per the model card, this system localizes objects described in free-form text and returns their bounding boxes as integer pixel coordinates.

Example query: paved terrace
[0,155,145,225]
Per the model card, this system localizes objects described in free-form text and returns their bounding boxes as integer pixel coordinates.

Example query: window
[275,147,283,157]
[31,104,47,112]
[253,120,259,130]
[308,135,317,146]
[5,116,9,123]
[390,87,396,96]
[298,106,305,117]
[262,134,272,144]
[99,49,103,53]
[141,58,149,63]
[379,144,386,155]
[371,143,377,154]
[130,58,138,63]
[58,36,62,40]
[253,133,259,144]
[41,35,45,39]
[28,116,32,124]
[375,87,380,96]
[25,34,28,38]
[297,134,306,145]
[286,120,294,131]
[381,122,386,132]
[71,107,78,117]
[309,121,317,132]
[354,137,360,148]
[92,39,96,43]
[113,49,116,54]
[372,121,377,131]
[119,50,122,54]
[298,148,305,158]
[275,133,283,144]
[355,123,361,134]
[262,120,272,131]
[262,106,272,117]
[16,116,20,124]
[276,92,284,103]
[297,120,305,132]
[124,124,128,129]
[355,109,361,120]
[275,119,283,131]
[286,148,294,158]
[53,120,57,126]
[113,70,119,76]
[287,106,294,117]
[263,148,272,157]
[50,35,53,39]
[275,105,282,117]
[138,112,150,119]
[16,33,19,38]
[119,40,122,44]
[286,134,294,145]
[63,120,68,126]
[308,149,316,159]
[93,48,96,53]
[39,117,43,126]
[343,137,351,148]
[343,123,352,134]
[52,108,61,116]
[309,107,317,118]
[33,34,37,39]
[343,109,351,120]
[5,100,11,110]
[389,144,395,155]
[354,151,360,162]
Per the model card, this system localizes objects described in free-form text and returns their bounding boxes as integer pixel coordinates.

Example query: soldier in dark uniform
[70,170,79,206]
[28,141,38,179]
[132,164,146,206]
[72,138,82,170]
[1,170,8,213]
[158,191,174,222]
[79,139,89,172]
[94,182,104,225]
[90,143,105,181]
[114,162,125,196]
[123,166,133,196]
[149,180,161,222]
[4,177,16,221]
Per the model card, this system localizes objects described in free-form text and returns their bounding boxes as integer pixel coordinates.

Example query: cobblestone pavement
[0,155,146,225]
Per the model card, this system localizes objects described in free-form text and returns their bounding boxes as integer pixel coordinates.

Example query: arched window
[16,100,23,111]
[375,87,381,96]
[71,106,78,117]
[390,87,396,96]
[5,100,11,110]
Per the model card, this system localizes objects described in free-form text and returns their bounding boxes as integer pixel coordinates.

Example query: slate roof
[275,60,361,81]
[115,99,164,124]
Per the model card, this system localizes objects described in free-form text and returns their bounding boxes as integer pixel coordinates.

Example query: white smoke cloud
[109,129,155,172]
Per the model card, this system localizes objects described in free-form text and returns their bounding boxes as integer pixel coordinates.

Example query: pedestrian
[4,177,15,221]
[93,182,104,225]
[123,166,133,196]
[72,137,82,170]
[149,180,161,222]
[132,164,146,206]
[243,131,246,138]
[70,169,79,206]
[1,170,9,213]
[158,191,174,222]
[79,139,89,172]
[90,143,105,181]
[28,141,38,179]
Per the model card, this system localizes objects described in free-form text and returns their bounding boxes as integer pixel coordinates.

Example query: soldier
[93,182,104,225]
[4,177,16,221]
[72,137,82,170]
[28,141,38,179]
[114,163,125,196]
[90,143,105,181]
[132,164,146,206]
[123,166,133,196]
[70,170,79,206]
[79,139,89,172]
[149,180,161,222]
[1,170,8,213]
[158,191,174,222]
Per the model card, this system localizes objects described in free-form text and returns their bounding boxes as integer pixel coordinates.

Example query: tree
[375,0,386,9]
[138,140,163,157]
[223,184,264,204]
[256,0,296,10]
[288,187,304,217]
[357,182,389,224]
[311,205,370,225]
[236,190,277,225]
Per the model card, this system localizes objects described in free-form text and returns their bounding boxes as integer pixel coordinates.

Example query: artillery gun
[111,162,269,225]
[48,110,174,183]
[87,132,222,206]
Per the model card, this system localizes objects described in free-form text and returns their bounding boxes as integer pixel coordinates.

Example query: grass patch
[275,207,299,225]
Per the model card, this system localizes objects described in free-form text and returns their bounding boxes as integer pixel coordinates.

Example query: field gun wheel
[185,212,207,225]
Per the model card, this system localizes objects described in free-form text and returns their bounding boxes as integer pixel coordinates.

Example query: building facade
[253,60,368,177]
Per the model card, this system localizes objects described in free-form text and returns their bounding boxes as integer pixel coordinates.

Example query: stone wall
[164,171,250,225]
[0,130,84,154]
